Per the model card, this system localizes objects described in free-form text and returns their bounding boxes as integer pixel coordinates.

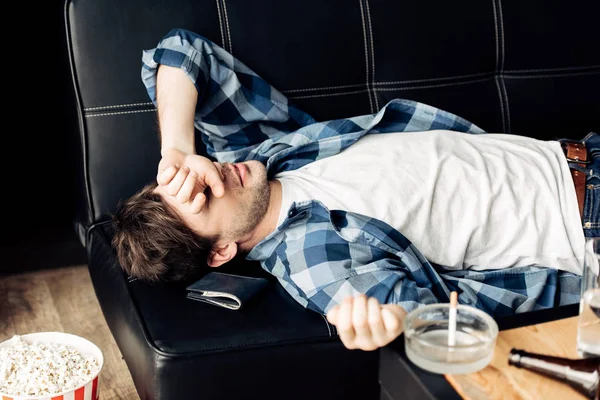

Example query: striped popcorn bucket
[0,332,103,400]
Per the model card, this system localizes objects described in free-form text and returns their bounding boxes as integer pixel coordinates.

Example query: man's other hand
[326,294,407,351]
[157,148,225,213]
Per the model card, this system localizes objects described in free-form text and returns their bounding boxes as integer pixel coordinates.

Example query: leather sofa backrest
[65,0,600,244]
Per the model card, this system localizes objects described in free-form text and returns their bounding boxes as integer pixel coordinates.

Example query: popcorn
[0,335,100,397]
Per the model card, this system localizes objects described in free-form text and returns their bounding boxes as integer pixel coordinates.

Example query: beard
[224,162,271,240]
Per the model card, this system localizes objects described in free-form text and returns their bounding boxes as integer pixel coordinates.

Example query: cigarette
[448,291,458,347]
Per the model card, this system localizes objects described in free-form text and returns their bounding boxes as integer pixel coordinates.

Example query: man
[112,28,598,351]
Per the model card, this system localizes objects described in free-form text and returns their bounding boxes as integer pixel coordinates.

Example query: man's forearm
[156,64,197,154]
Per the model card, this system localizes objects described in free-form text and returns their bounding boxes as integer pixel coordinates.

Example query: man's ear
[207,242,238,268]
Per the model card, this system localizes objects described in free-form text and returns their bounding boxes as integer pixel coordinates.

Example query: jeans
[560,132,600,238]
[581,132,600,238]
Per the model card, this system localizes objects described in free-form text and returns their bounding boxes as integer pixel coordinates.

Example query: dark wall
[0,0,86,273]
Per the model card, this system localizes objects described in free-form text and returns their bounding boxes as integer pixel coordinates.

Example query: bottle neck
[509,350,599,399]
[509,350,599,372]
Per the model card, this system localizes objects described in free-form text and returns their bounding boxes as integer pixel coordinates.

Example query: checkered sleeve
[269,252,440,316]
[141,28,316,162]
[263,207,447,315]
[442,266,582,316]
[303,266,441,315]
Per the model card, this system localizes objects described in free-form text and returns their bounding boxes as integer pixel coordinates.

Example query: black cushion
[87,223,378,399]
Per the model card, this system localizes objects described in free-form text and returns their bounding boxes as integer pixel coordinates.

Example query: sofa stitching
[495,79,506,132]
[503,70,600,79]
[498,0,506,73]
[288,76,493,99]
[492,0,506,133]
[506,65,600,73]
[498,0,510,133]
[85,109,156,118]
[374,71,493,86]
[84,102,154,111]
[289,89,370,100]
[500,78,511,133]
[280,67,599,93]
[222,0,233,55]
[365,0,379,111]
[282,83,367,93]
[375,76,492,91]
[492,0,499,72]
[358,0,374,113]
[215,0,226,49]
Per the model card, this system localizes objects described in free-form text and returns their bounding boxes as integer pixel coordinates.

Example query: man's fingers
[190,192,206,214]
[157,165,179,185]
[176,170,198,203]
[367,298,387,347]
[381,308,402,335]
[352,295,370,339]
[166,166,190,196]
[326,305,340,325]
[203,168,225,198]
[337,297,356,348]
[382,304,408,320]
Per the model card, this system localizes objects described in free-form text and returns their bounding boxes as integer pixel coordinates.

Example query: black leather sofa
[64,0,600,399]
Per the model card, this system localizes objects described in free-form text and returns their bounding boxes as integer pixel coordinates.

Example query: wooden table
[445,316,588,400]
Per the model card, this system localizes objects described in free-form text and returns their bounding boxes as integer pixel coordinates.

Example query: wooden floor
[0,265,140,400]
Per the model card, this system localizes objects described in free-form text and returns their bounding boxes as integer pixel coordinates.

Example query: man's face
[155,160,270,243]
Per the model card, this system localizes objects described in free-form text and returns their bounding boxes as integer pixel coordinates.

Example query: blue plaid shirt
[141,28,580,317]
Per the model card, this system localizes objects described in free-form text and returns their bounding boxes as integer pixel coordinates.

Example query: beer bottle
[508,349,599,399]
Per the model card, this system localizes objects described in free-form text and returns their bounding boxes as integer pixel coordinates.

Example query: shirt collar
[246,200,315,261]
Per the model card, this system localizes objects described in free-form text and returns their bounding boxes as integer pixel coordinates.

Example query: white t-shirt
[275,130,585,275]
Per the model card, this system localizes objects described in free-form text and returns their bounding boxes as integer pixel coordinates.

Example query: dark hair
[111,182,216,282]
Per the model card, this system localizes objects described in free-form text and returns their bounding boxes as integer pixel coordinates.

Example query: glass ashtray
[404,303,498,375]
